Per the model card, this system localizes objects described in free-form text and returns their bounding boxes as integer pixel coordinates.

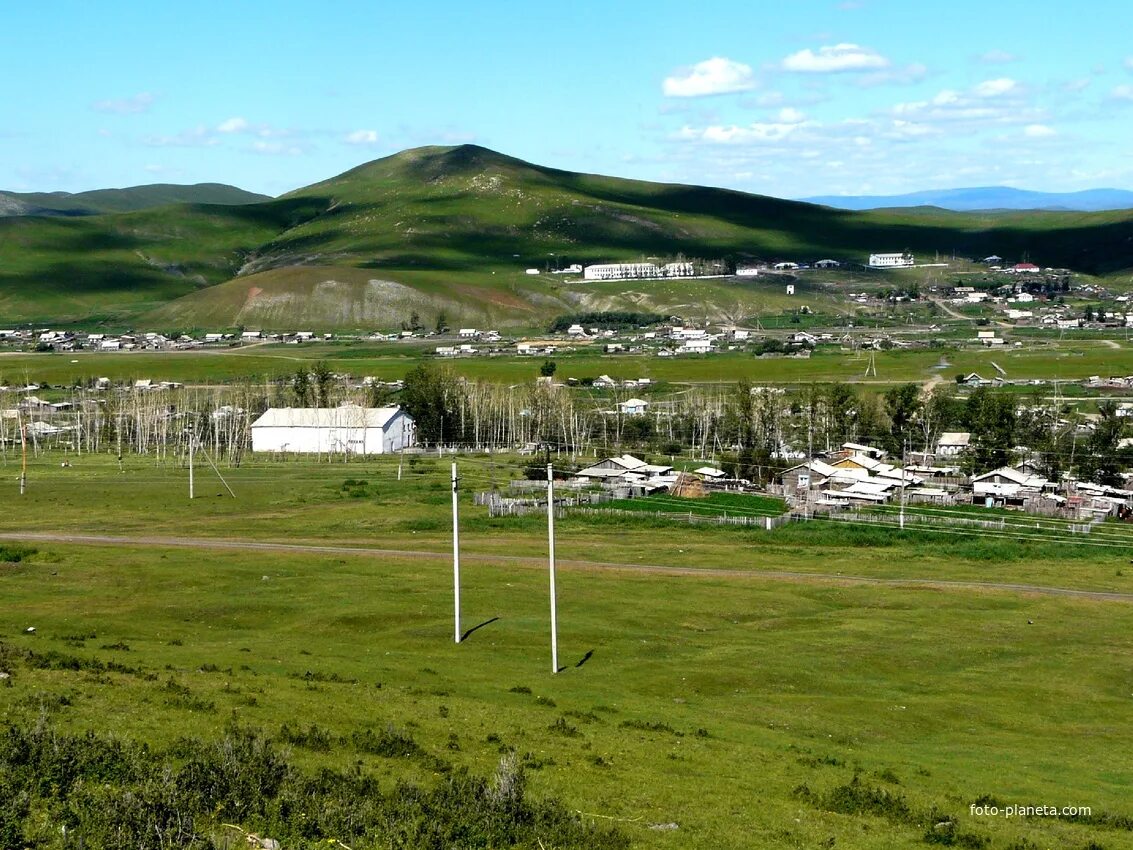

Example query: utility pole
[452,462,461,644]
[900,440,908,529]
[398,420,405,481]
[547,462,559,674]
[19,424,27,496]
[188,431,195,500]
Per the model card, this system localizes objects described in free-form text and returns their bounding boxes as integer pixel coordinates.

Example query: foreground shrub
[0,720,628,849]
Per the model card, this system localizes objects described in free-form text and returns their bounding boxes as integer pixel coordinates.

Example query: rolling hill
[0,183,270,217]
[3,145,1133,329]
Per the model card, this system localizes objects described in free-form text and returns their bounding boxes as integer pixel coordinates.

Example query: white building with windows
[583,262,696,281]
[251,406,415,455]
[868,253,914,268]
[618,398,650,415]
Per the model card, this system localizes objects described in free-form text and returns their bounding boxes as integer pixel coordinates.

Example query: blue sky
[3,0,1133,198]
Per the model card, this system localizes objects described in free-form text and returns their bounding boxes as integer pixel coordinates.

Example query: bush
[0,720,629,849]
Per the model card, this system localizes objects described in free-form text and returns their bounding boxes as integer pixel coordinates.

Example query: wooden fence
[568,507,795,529]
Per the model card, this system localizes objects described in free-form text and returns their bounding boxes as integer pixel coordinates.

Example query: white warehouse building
[869,252,914,268]
[251,406,415,455]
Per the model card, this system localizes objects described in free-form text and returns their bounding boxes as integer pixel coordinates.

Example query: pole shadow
[574,649,595,668]
[460,617,500,642]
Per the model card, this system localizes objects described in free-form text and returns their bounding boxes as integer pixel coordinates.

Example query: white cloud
[663,57,756,97]
[1062,78,1091,92]
[93,92,155,114]
[978,50,1017,64]
[676,119,811,144]
[249,140,304,156]
[973,77,1017,97]
[891,78,1041,126]
[345,129,381,145]
[777,107,807,124]
[217,117,249,133]
[854,62,929,88]
[1112,84,1133,101]
[781,43,888,73]
[142,126,218,148]
[1023,124,1057,138]
[1125,56,1133,71]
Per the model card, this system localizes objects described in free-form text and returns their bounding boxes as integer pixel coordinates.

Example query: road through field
[3,530,1132,603]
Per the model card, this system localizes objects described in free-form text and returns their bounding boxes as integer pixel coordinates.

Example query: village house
[935,432,971,458]
[680,338,713,354]
[970,467,1050,505]
[574,454,674,487]
[617,398,649,415]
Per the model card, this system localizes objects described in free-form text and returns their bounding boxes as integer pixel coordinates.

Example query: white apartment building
[868,253,914,268]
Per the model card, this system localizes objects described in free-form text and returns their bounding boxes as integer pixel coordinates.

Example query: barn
[250,406,415,455]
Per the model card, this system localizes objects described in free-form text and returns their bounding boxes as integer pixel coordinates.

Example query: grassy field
[3,337,1133,388]
[2,453,1133,847]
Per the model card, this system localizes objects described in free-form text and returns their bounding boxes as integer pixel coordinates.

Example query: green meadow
[3,336,1133,388]
[2,455,1133,847]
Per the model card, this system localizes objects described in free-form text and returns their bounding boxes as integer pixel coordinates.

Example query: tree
[1079,400,1129,485]
[409,310,423,332]
[826,383,858,446]
[921,385,962,455]
[883,383,921,455]
[434,310,448,335]
[401,364,462,444]
[366,381,396,408]
[291,368,311,407]
[962,387,1016,472]
[539,359,557,378]
[311,361,334,407]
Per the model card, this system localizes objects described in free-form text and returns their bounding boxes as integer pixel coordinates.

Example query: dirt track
[2,531,1131,604]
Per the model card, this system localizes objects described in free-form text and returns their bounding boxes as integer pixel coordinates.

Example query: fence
[832,510,1007,531]
[569,507,797,529]
[477,489,618,518]
[481,490,1108,535]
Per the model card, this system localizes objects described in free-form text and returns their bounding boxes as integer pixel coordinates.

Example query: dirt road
[3,531,1131,604]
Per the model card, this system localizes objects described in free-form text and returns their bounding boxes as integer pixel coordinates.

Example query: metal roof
[251,406,404,429]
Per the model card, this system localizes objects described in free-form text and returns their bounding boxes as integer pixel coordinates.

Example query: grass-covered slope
[0,182,271,217]
[0,199,326,325]
[5,144,1133,328]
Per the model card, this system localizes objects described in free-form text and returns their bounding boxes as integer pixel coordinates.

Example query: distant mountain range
[0,183,271,217]
[802,187,1133,212]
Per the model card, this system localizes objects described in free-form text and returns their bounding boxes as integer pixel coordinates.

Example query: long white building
[869,252,914,268]
[251,406,415,455]
[583,262,695,281]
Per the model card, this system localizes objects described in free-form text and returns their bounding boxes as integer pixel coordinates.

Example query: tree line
[4,364,1129,485]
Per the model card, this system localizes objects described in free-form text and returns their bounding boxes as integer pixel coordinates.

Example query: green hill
[0,183,271,217]
[2,144,1133,329]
